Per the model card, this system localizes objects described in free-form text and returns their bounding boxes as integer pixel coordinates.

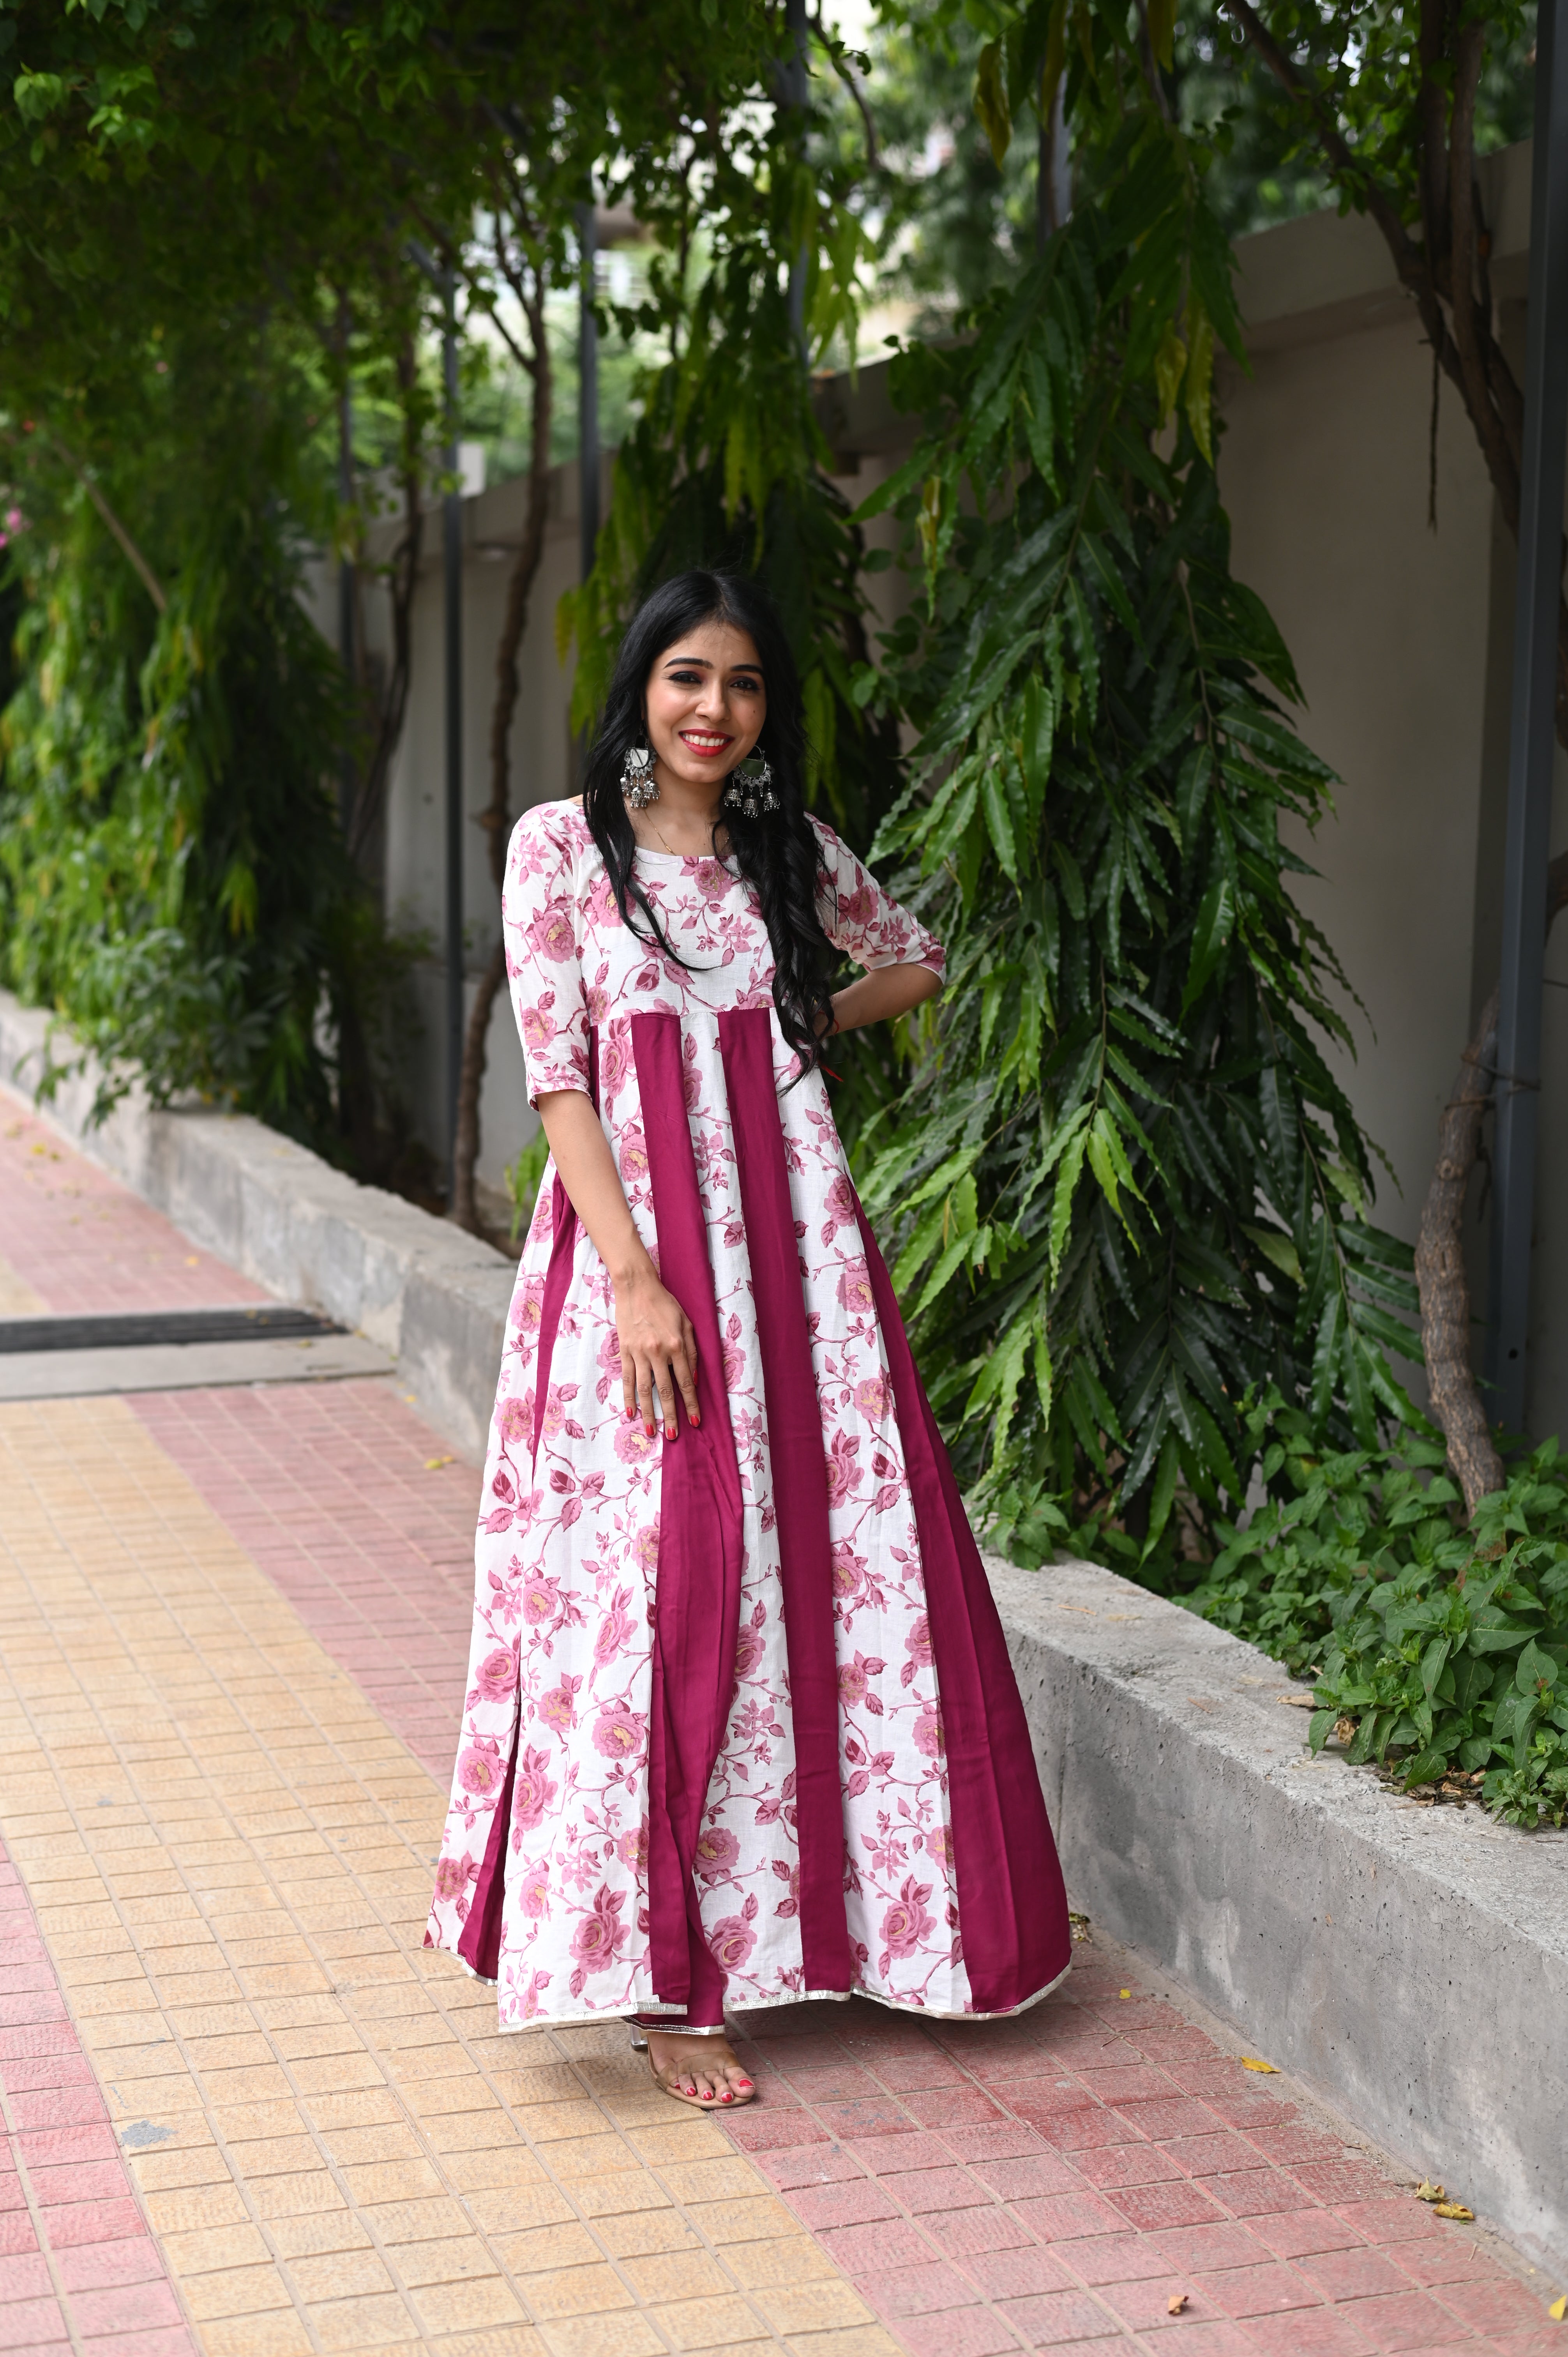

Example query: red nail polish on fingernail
[690,1411,701,1429]
[645,1422,656,1438]
[665,1424,677,1440]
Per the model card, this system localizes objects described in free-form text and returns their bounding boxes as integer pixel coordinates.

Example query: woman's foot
[645,2028,755,2107]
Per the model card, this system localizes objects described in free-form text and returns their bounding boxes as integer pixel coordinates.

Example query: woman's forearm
[828,961,942,1036]
[537,1090,649,1284]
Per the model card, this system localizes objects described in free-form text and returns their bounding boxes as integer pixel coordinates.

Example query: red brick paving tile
[25,2164,134,2208]
[852,2130,957,2175]
[969,2155,1084,2203]
[1236,2308,1378,2356]
[16,2126,120,2168]
[924,2205,1037,2259]
[1242,2126,1346,2168]
[1108,2099,1223,2141]
[1338,2290,1477,2348]
[1335,2201,1449,2247]
[52,2239,166,2293]
[1069,2233,1175,2287]
[906,2085,1011,2128]
[816,2096,918,2140]
[1294,2249,1420,2302]
[770,2061,882,2100]
[0,2299,69,2351]
[1387,2241,1495,2289]
[1108,2184,1229,2233]
[858,2260,980,2318]
[0,2215,40,2256]
[1193,2173,1325,2222]
[0,2254,53,2300]
[1006,2192,1127,2245]
[0,1086,266,1316]
[1142,2225,1273,2275]
[1073,2071,1177,2108]
[818,2220,939,2274]
[756,2142,866,2191]
[1189,2263,1324,2318]
[943,2123,1056,2166]
[1246,2210,1367,2261]
[68,2281,185,2337]
[893,2306,1024,2357]
[1151,2327,1263,2357]
[959,2248,1079,2300]
[1162,2135,1260,2179]
[7,2088,108,2132]
[882,2168,996,2217]
[1289,2161,1396,2206]
[90,2335,200,2357]
[872,2053,972,2093]
[722,2109,831,2153]
[1488,2334,1568,2357]
[1433,2281,1559,2336]
[780,2174,901,2231]
[1200,2097,1300,2132]
[1092,2272,1216,2332]
[1073,2144,1185,2193]
[35,2199,149,2246]
[1016,2108,1127,2154]
[993,2288,1122,2345]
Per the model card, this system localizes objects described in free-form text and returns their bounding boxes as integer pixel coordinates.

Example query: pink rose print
[433,1855,476,1905]
[707,1896,759,1974]
[614,1421,659,1468]
[923,1823,952,1866]
[513,1745,559,1832]
[539,1677,581,1734]
[457,1739,505,1799]
[513,1276,546,1334]
[594,1588,636,1667]
[497,1394,531,1447]
[523,1570,566,1629]
[473,1647,517,1703]
[838,882,878,934]
[854,1375,891,1422]
[620,1123,650,1182]
[599,1021,632,1100]
[519,1862,552,1919]
[838,1658,868,1709]
[913,1701,945,1758]
[830,1544,864,1599]
[527,899,576,961]
[825,1430,862,1509]
[569,1885,629,1980]
[904,1615,934,1671]
[633,1520,661,1574]
[837,1262,876,1317]
[617,1820,650,1873]
[519,1967,552,2021]
[733,1626,766,1684]
[696,860,731,903]
[591,1703,646,1763]
[538,1382,579,1440]
[521,1002,556,1053]
[881,1875,937,1961]
[694,1825,740,1882]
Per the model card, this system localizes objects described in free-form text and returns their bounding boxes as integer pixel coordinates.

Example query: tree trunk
[1414,985,1504,1510]
[450,260,553,1236]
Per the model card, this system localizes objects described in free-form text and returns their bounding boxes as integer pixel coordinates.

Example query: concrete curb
[987,1550,1568,2278]
[0,990,512,1458]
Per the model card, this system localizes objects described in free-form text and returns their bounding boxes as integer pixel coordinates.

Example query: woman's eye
[667,669,703,685]
[731,677,761,694]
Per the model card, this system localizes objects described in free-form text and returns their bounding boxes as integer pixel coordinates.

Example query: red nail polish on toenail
[736,2078,752,2088]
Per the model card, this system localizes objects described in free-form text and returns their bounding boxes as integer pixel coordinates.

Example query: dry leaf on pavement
[1240,2057,1278,2073]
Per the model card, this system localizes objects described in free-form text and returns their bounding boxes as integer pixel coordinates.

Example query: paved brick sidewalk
[0,1082,1563,2357]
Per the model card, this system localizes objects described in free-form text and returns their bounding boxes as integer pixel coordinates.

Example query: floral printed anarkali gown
[426,799,1072,2031]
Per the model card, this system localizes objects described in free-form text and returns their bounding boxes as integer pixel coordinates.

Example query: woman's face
[643,619,766,797]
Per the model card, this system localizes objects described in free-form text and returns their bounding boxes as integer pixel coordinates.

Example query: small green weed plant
[1183,1393,1568,1829]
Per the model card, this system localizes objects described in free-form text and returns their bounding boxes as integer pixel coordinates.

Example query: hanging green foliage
[851,115,1418,1578]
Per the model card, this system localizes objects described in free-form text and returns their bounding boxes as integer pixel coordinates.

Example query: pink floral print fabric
[425,799,1068,2031]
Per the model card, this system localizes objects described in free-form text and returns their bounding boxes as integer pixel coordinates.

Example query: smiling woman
[424,572,1073,2111]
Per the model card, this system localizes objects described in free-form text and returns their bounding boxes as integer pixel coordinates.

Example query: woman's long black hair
[583,570,838,1069]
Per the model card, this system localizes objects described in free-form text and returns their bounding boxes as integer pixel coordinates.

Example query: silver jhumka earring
[722,754,779,818]
[620,745,658,809]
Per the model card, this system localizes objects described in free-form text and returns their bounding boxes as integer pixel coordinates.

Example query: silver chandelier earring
[620,745,659,809]
[722,754,779,818]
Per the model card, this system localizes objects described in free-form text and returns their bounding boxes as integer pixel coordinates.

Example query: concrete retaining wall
[0,991,512,1459]
[990,1551,1568,2278]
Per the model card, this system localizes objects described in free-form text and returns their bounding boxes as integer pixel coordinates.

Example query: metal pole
[1486,0,1568,1435]
[577,201,599,584]
[336,376,356,837]
[441,270,464,1211]
[783,0,809,356]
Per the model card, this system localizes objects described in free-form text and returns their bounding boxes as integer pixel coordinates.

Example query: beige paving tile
[0,1398,876,2357]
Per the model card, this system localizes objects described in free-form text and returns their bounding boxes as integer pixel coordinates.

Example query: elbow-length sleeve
[810,817,946,979]
[502,806,592,1105]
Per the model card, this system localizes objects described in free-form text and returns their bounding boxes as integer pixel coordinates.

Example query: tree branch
[45,432,167,615]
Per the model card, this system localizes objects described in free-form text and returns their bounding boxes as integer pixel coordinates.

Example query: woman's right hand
[615,1263,701,1438]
